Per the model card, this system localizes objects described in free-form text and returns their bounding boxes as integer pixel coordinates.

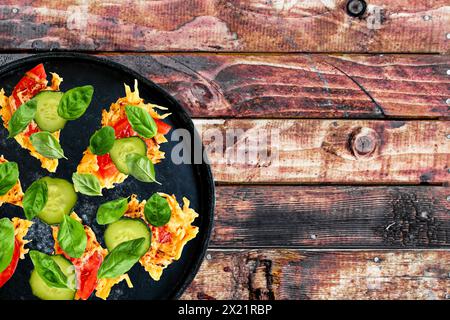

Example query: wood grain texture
[211,186,450,248]
[106,54,450,119]
[183,249,450,300]
[194,119,449,184]
[0,1,449,53]
[1,54,449,119]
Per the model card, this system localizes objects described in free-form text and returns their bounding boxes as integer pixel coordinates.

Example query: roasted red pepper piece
[0,240,20,288]
[96,153,119,179]
[154,118,171,135]
[73,252,103,300]
[113,118,137,139]
[10,63,47,111]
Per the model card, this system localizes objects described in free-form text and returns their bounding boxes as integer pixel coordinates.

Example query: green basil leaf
[96,197,129,225]
[144,193,171,227]
[58,85,94,120]
[29,251,70,289]
[72,173,102,196]
[0,161,19,196]
[8,99,37,138]
[125,153,159,184]
[30,131,67,159]
[0,218,15,274]
[89,126,116,156]
[98,238,145,279]
[125,105,157,139]
[58,215,87,259]
[23,179,48,220]
[89,126,115,155]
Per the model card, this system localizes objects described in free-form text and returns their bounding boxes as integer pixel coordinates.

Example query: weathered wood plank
[0,1,449,53]
[1,54,449,119]
[211,186,450,248]
[106,54,450,119]
[183,249,450,300]
[194,119,449,184]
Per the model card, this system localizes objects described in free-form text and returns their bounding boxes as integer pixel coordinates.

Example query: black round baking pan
[0,53,215,300]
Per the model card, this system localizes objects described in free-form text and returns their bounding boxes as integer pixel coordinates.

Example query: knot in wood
[350,127,379,158]
[346,0,367,17]
[354,135,375,155]
[191,83,213,104]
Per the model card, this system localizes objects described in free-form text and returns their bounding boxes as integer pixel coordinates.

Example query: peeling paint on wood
[183,250,450,300]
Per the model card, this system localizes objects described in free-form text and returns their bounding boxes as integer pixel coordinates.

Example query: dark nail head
[346,0,367,17]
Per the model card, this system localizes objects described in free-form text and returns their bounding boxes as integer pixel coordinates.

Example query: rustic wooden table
[1,0,449,300]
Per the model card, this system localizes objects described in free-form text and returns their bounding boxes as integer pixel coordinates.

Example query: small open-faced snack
[0,156,22,207]
[76,81,171,190]
[101,193,199,281]
[50,213,132,300]
[0,64,63,172]
[0,64,94,172]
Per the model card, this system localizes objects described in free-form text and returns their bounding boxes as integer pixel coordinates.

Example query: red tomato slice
[96,153,119,179]
[27,63,47,79]
[54,232,103,300]
[158,226,172,244]
[0,240,20,288]
[113,118,137,139]
[10,64,47,111]
[23,122,40,137]
[114,117,171,138]
[154,118,171,135]
[73,252,103,300]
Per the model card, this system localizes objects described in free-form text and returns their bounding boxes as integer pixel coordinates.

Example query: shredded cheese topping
[12,217,33,259]
[96,274,134,300]
[124,194,199,281]
[0,156,23,207]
